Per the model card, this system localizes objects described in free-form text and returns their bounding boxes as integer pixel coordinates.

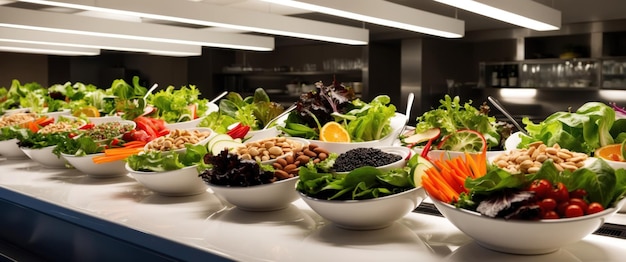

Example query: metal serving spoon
[487,96,528,135]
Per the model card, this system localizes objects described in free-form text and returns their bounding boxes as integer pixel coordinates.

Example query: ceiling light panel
[1,3,274,51]
[17,0,369,45]
[0,40,100,55]
[0,27,202,56]
[261,0,465,38]
[434,0,561,31]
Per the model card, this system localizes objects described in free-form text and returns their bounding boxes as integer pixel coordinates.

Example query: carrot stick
[92,154,131,164]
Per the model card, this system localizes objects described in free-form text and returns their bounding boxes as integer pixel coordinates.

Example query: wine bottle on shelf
[499,65,508,87]
[491,66,500,87]
[508,65,518,87]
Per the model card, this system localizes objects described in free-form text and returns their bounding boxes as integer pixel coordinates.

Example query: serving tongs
[210,91,228,104]
[487,96,528,135]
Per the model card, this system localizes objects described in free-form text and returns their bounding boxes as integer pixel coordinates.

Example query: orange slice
[73,106,100,118]
[319,122,351,142]
[594,144,623,162]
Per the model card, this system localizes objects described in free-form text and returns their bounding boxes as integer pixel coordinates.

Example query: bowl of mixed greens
[18,131,69,168]
[402,95,512,159]
[296,150,426,230]
[277,82,404,154]
[198,88,288,141]
[126,144,209,196]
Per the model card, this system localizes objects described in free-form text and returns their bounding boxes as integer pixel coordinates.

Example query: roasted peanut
[491,141,588,174]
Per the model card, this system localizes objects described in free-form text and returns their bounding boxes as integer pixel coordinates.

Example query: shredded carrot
[422,149,487,203]
[122,141,147,148]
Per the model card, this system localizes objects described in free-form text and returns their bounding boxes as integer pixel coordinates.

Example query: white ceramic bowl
[20,146,67,168]
[61,153,128,178]
[335,146,411,174]
[87,115,124,125]
[299,187,426,230]
[126,164,208,196]
[164,116,205,130]
[144,127,214,154]
[432,197,626,255]
[245,126,280,142]
[0,138,28,159]
[44,109,71,121]
[279,113,407,154]
[207,177,299,211]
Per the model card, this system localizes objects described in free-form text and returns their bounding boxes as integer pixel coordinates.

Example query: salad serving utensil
[143,83,158,100]
[399,92,415,136]
[210,91,228,104]
[263,103,296,130]
[487,96,528,135]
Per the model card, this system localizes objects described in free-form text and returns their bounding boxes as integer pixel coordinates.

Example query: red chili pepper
[79,123,95,130]
[227,124,250,139]
[157,129,170,137]
[420,138,435,161]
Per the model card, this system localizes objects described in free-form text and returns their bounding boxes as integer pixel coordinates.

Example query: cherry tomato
[569,188,588,199]
[557,201,570,216]
[548,182,569,203]
[564,204,584,218]
[568,198,589,214]
[542,211,560,219]
[587,202,605,214]
[538,198,557,212]
[528,179,552,199]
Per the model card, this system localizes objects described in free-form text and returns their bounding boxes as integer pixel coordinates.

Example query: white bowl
[144,127,214,154]
[44,109,71,121]
[287,113,407,154]
[335,146,411,174]
[126,164,208,196]
[245,126,280,142]
[0,138,28,159]
[20,146,67,168]
[87,115,124,125]
[299,187,426,230]
[207,177,299,211]
[164,116,205,130]
[61,153,128,178]
[432,197,626,255]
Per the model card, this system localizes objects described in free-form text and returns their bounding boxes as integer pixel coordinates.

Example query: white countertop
[0,158,625,261]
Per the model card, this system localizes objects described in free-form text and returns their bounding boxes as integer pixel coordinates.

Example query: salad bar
[1,78,626,261]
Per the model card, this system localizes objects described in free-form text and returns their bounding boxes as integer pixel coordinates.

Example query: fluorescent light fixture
[0,27,202,57]
[17,0,369,45]
[0,40,100,56]
[261,0,464,38]
[434,0,561,31]
[499,88,537,99]
[0,5,274,52]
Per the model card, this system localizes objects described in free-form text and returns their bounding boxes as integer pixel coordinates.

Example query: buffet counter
[0,158,625,261]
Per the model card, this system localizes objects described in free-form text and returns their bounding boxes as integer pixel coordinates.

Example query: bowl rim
[432,196,624,224]
[206,175,298,190]
[298,186,423,204]
[279,112,407,145]
[125,162,199,175]
[60,152,105,158]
